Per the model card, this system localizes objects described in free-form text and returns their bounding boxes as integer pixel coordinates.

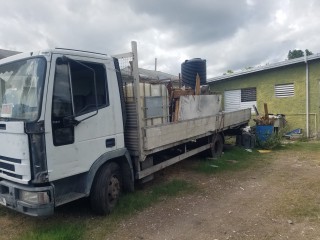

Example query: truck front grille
[0,170,23,179]
[0,156,23,180]
[0,162,15,171]
[0,155,22,164]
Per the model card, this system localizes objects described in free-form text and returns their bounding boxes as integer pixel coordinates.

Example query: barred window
[241,88,256,102]
[224,87,257,113]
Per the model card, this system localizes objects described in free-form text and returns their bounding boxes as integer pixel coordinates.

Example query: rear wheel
[90,162,122,215]
[210,134,223,159]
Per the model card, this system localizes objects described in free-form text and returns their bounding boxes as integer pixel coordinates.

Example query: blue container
[181,58,206,89]
[256,125,274,143]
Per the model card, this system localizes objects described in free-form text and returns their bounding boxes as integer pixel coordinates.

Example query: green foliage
[256,132,282,150]
[242,66,253,71]
[288,49,304,59]
[223,69,234,75]
[20,223,85,240]
[256,126,289,150]
[288,49,313,59]
[305,49,313,56]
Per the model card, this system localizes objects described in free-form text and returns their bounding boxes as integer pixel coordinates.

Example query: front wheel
[90,162,122,215]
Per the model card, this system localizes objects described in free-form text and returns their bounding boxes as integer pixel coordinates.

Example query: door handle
[105,138,115,148]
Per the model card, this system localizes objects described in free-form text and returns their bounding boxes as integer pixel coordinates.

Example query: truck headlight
[20,190,50,205]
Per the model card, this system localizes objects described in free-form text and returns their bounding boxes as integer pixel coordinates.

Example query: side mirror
[63,115,80,127]
[56,56,69,65]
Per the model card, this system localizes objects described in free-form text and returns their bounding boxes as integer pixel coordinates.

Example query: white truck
[0,42,250,216]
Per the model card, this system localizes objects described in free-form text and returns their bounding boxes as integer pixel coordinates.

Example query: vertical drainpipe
[305,53,309,138]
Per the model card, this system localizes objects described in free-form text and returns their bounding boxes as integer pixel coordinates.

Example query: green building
[208,55,320,138]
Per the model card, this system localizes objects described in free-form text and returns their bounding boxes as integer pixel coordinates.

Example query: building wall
[210,60,320,137]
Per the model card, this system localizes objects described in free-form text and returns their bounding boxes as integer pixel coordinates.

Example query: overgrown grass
[13,179,194,240]
[84,179,195,239]
[20,223,85,240]
[284,141,320,152]
[194,141,320,175]
[194,146,265,174]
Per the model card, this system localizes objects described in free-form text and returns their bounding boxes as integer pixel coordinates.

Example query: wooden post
[195,73,201,95]
[131,41,146,162]
[174,99,180,122]
[264,103,269,119]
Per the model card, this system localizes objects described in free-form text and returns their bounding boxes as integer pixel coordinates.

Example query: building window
[241,88,256,102]
[275,83,294,98]
[224,87,257,113]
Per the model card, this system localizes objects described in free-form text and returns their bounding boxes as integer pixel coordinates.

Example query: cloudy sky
[1,0,320,78]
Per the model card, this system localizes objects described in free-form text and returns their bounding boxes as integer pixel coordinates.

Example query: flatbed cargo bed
[144,108,251,152]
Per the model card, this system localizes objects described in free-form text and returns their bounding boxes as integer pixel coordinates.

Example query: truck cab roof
[0,48,111,65]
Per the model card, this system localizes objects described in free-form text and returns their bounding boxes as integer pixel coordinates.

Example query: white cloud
[1,0,320,77]
[275,10,287,25]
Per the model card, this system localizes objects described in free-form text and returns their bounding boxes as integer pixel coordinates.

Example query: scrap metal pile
[253,103,275,125]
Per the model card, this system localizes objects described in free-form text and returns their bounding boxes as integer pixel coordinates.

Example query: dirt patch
[104,147,320,240]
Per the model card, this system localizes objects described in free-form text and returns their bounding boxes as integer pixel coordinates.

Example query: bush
[256,127,288,150]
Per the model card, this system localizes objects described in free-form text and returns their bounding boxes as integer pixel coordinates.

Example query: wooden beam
[195,73,201,95]
[264,103,269,119]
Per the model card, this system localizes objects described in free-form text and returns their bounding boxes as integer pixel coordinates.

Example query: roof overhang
[208,54,320,83]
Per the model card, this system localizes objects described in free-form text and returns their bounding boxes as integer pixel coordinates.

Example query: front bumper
[0,179,54,217]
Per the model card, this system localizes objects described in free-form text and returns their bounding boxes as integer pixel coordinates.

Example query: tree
[288,49,304,59]
[287,49,313,60]
[305,49,313,56]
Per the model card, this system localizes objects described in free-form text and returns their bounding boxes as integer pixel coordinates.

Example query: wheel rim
[108,175,120,204]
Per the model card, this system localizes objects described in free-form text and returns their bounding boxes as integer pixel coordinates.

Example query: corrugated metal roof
[138,68,178,80]
[0,49,21,59]
[208,53,320,83]
[121,66,178,81]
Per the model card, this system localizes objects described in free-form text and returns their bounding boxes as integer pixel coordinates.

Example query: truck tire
[210,134,223,159]
[90,162,122,215]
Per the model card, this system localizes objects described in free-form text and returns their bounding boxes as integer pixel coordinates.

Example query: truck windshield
[0,57,46,121]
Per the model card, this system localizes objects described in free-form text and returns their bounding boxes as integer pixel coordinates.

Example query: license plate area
[0,197,6,206]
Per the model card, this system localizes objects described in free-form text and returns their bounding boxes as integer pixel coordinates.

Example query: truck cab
[0,49,133,216]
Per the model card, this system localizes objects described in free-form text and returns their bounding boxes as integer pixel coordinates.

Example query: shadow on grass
[9,179,194,240]
[193,145,268,174]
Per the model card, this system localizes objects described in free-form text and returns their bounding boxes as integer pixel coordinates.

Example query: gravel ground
[106,146,320,240]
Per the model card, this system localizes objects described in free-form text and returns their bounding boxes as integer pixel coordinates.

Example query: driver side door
[45,54,117,181]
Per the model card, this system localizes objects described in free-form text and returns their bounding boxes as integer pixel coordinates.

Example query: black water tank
[181,58,206,89]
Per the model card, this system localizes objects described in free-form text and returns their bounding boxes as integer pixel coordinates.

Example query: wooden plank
[172,89,194,98]
[253,105,259,116]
